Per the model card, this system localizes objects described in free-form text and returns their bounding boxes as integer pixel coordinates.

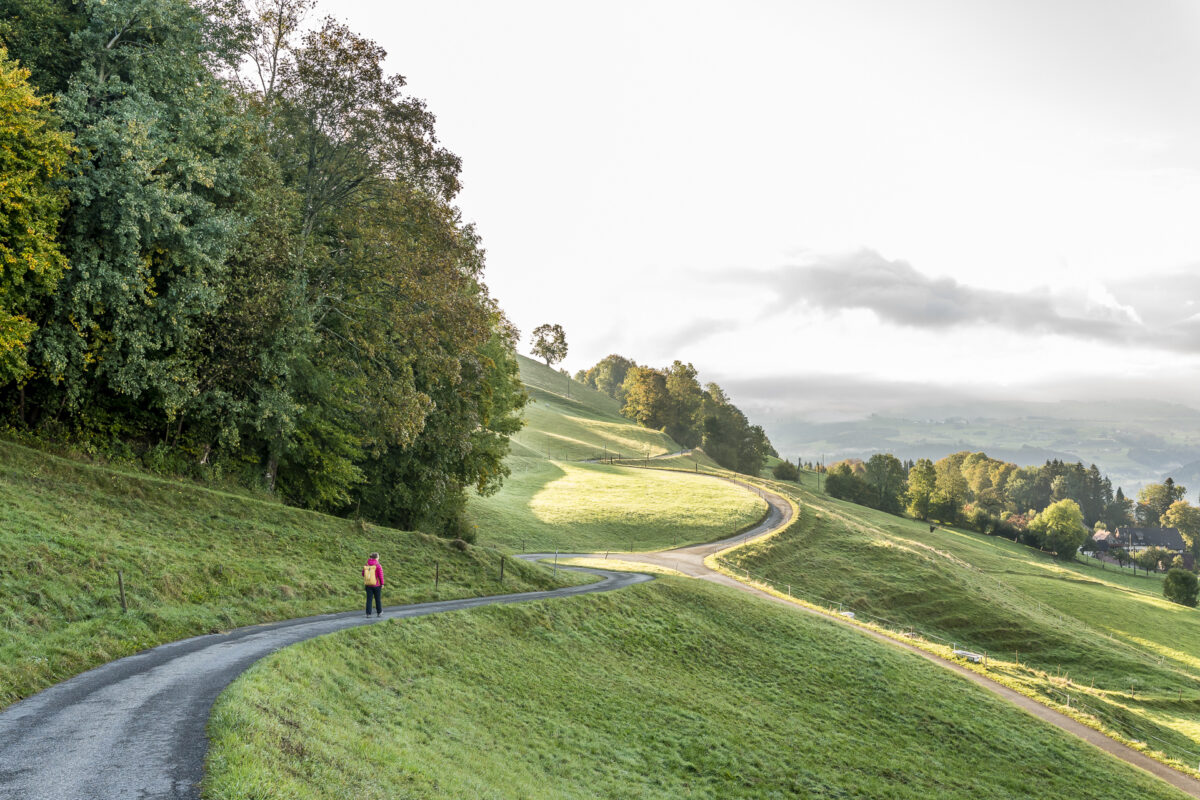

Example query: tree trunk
[266,453,279,492]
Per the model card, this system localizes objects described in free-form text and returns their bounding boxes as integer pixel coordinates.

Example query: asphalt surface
[5,471,1199,799]
[0,566,652,800]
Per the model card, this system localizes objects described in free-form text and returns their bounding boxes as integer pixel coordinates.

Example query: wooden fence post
[117,570,127,613]
[435,561,440,592]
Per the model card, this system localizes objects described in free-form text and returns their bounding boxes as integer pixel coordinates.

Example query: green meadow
[0,439,572,708]
[469,459,766,552]
[203,578,1188,800]
[468,356,767,552]
[724,468,1200,769]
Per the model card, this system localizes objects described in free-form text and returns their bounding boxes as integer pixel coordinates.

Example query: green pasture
[469,356,764,552]
[203,578,1188,800]
[0,440,573,708]
[469,459,766,552]
[724,468,1200,768]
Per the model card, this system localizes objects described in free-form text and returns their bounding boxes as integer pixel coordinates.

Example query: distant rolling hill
[755,398,1200,498]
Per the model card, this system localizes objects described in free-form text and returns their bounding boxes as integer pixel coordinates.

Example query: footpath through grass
[724,469,1200,772]
[0,440,573,708]
[204,578,1189,800]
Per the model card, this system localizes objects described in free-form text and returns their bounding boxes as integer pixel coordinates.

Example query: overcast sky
[332,0,1200,417]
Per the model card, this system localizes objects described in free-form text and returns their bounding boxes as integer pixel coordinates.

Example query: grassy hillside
[469,356,766,551]
[469,459,766,552]
[724,469,1200,771]
[0,439,573,708]
[509,354,678,461]
[203,578,1188,800]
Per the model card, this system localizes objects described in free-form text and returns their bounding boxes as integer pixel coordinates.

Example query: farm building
[1115,527,1186,553]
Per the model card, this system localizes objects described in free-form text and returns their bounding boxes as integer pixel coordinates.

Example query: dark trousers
[365,585,382,615]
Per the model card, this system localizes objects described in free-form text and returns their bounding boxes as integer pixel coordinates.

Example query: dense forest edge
[573,353,776,474]
[0,0,780,539]
[0,0,529,538]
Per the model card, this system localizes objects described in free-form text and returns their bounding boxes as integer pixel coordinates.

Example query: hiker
[363,553,384,616]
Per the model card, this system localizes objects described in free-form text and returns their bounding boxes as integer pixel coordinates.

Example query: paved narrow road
[4,471,1199,800]
[0,567,651,800]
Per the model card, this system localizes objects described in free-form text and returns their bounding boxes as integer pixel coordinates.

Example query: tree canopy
[579,354,774,476]
[0,47,70,383]
[1028,499,1088,560]
[0,0,526,536]
[531,323,567,367]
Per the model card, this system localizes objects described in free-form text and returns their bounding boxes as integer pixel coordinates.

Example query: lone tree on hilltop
[531,323,567,367]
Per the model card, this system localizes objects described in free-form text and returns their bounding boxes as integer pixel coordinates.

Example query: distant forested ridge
[575,354,775,475]
[0,0,525,536]
[824,450,1200,560]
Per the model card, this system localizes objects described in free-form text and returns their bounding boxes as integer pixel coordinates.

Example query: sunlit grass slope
[0,439,572,708]
[204,578,1187,800]
[725,468,1200,770]
[469,356,765,551]
[509,354,678,461]
[469,460,766,552]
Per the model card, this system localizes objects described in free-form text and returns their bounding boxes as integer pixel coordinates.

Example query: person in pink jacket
[363,553,384,616]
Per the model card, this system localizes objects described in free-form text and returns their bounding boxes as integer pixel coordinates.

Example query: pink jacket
[365,558,384,586]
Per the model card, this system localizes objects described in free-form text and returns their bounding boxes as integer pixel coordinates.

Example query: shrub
[1164,568,1199,607]
[772,461,799,482]
[825,464,868,504]
[992,517,1019,541]
[965,506,993,534]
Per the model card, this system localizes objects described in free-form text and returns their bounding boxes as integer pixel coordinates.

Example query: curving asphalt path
[3,470,1199,799]
[0,566,651,800]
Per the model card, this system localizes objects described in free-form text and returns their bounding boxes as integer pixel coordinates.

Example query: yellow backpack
[363,564,379,587]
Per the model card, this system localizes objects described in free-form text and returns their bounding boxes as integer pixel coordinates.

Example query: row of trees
[824,450,1200,561]
[576,355,775,475]
[0,0,525,535]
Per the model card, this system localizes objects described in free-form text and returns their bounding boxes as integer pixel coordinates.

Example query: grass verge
[203,578,1189,800]
[0,439,573,708]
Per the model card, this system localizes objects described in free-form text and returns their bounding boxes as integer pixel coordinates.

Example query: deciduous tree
[1161,500,1200,558]
[0,49,70,384]
[864,453,906,514]
[1137,479,1186,527]
[905,459,937,519]
[1029,499,1088,560]
[531,323,567,367]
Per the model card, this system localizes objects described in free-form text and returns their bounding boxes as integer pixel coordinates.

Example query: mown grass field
[469,356,766,552]
[724,468,1200,770]
[469,460,766,552]
[203,578,1189,800]
[0,440,574,708]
